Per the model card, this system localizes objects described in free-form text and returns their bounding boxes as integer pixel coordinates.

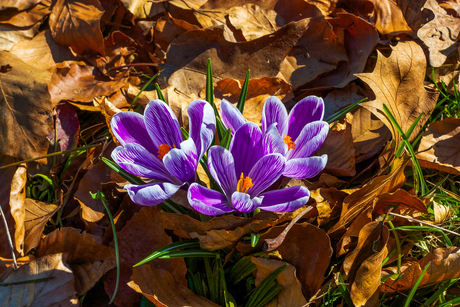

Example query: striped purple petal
[188,183,234,215]
[232,192,262,213]
[287,121,329,160]
[261,96,288,136]
[188,100,216,161]
[230,122,264,177]
[263,123,288,156]
[283,155,327,179]
[287,96,325,141]
[258,185,310,212]
[163,138,198,183]
[111,112,158,156]
[246,153,285,198]
[220,99,246,133]
[208,146,237,200]
[144,100,183,149]
[111,144,179,183]
[125,182,182,206]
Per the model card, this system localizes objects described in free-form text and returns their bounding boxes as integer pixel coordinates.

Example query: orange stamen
[283,135,296,150]
[237,173,253,193]
[158,144,175,159]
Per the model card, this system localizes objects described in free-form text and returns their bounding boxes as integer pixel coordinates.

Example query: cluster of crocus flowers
[110,96,329,216]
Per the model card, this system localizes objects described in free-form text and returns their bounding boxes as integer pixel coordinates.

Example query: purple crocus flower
[221,96,329,179]
[187,124,310,215]
[110,99,216,206]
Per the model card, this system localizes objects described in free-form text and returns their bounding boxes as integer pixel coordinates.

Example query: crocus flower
[221,96,329,179]
[187,124,310,215]
[110,99,216,206]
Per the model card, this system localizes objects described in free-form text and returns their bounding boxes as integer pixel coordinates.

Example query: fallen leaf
[350,106,391,163]
[228,4,280,41]
[74,160,112,224]
[373,189,428,216]
[159,19,311,97]
[10,30,78,70]
[328,155,408,235]
[0,22,40,51]
[0,0,41,11]
[368,0,413,35]
[0,255,35,274]
[0,0,50,27]
[104,205,187,306]
[311,187,349,226]
[251,257,307,306]
[9,165,27,256]
[316,121,356,177]
[417,0,460,67]
[416,117,460,175]
[129,266,220,307]
[0,51,54,160]
[36,227,115,296]
[48,103,80,154]
[93,96,122,141]
[358,41,439,147]
[48,61,129,105]
[49,0,106,56]
[382,246,460,293]
[302,13,379,90]
[158,211,286,251]
[434,201,454,224]
[23,199,59,255]
[276,223,333,299]
[323,83,366,120]
[343,221,389,307]
[336,207,373,256]
[0,253,78,306]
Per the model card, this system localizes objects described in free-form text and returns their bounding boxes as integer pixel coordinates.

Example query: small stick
[0,204,17,270]
[388,212,460,237]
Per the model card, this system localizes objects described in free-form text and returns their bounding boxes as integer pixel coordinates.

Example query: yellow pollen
[237,173,253,193]
[283,135,296,150]
[158,144,176,159]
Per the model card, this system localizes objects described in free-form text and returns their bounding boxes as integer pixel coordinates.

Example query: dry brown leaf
[0,0,42,11]
[49,0,106,56]
[228,4,280,41]
[328,155,409,235]
[49,61,129,105]
[0,22,40,51]
[311,188,349,226]
[336,207,373,256]
[358,41,438,147]
[368,0,413,35]
[0,255,36,275]
[251,257,307,306]
[373,189,428,216]
[0,51,54,161]
[417,0,460,67]
[316,121,356,177]
[382,246,460,293]
[160,19,311,98]
[417,117,460,175]
[0,1,50,27]
[278,16,348,90]
[343,221,389,307]
[9,165,27,256]
[0,253,78,306]
[104,205,187,306]
[23,199,59,255]
[350,106,391,163]
[158,211,286,251]
[36,227,115,296]
[74,160,112,224]
[303,13,379,90]
[323,83,366,120]
[93,96,122,141]
[276,223,333,298]
[129,265,220,307]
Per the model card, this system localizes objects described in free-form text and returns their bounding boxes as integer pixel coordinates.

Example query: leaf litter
[1,0,460,306]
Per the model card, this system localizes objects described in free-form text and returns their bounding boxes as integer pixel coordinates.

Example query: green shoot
[237,70,250,113]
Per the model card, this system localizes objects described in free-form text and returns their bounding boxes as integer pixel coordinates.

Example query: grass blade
[155,83,166,102]
[403,262,430,307]
[237,70,250,113]
[102,157,145,185]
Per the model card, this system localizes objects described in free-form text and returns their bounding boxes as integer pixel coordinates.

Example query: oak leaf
[358,41,438,147]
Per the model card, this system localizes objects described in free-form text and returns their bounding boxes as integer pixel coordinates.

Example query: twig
[388,212,460,237]
[0,204,17,270]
